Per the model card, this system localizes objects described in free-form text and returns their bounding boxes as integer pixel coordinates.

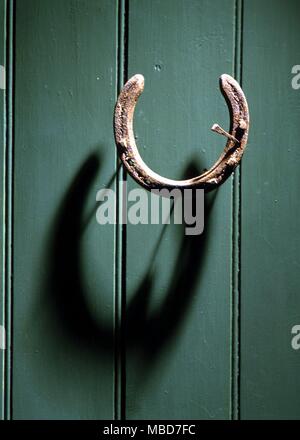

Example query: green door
[1,0,300,420]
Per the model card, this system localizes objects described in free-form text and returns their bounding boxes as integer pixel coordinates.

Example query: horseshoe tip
[133,74,145,87]
[220,73,235,85]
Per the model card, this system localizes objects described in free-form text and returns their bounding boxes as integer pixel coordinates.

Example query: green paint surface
[12,0,118,419]
[125,0,235,420]
[240,0,300,420]
[0,0,6,419]
[0,0,299,420]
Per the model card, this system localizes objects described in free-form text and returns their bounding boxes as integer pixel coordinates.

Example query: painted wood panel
[241,0,300,419]
[3,0,300,420]
[0,0,6,419]
[125,0,237,419]
[11,0,118,419]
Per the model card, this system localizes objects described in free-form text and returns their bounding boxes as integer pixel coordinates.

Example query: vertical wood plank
[0,0,12,421]
[12,0,118,419]
[125,0,235,419]
[241,0,300,419]
[231,0,243,420]
[114,0,127,421]
[0,0,6,419]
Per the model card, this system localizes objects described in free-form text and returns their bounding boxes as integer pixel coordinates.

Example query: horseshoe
[114,74,249,192]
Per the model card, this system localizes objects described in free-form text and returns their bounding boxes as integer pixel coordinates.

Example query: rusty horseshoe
[114,74,249,192]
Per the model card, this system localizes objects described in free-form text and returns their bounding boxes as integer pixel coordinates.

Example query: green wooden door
[1,0,300,420]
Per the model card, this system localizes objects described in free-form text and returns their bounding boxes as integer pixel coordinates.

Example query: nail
[211,123,239,144]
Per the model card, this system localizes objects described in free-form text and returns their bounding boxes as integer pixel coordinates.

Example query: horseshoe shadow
[41,151,216,397]
[45,152,115,356]
[122,165,216,407]
[125,167,216,361]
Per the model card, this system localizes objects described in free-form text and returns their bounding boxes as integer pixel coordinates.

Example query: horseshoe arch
[114,74,249,192]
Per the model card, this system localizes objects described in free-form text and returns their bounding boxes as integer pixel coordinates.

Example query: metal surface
[114,73,249,192]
